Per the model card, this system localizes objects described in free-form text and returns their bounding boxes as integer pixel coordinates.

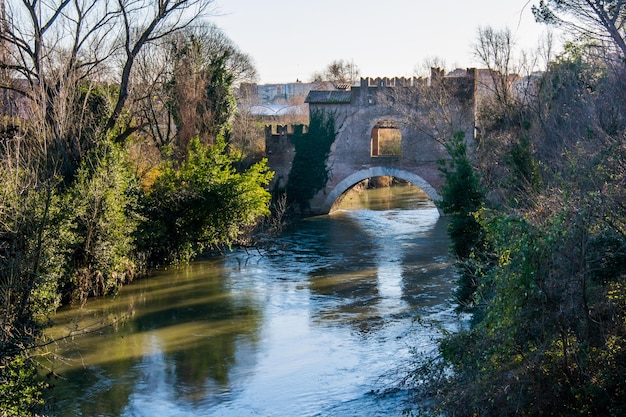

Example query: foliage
[0,355,48,416]
[73,84,115,156]
[134,24,256,153]
[416,37,626,416]
[433,200,626,416]
[503,135,543,204]
[286,111,336,211]
[0,141,72,416]
[436,130,487,307]
[0,1,264,413]
[204,52,237,137]
[60,141,140,304]
[532,0,626,59]
[138,137,273,264]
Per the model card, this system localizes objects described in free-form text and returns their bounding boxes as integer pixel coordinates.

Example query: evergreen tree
[436,130,486,307]
[138,137,273,264]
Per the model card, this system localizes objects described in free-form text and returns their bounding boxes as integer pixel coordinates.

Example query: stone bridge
[265,69,478,215]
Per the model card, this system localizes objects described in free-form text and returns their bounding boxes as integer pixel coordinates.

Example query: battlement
[264,124,308,138]
[360,68,478,89]
[360,76,427,88]
[305,68,479,107]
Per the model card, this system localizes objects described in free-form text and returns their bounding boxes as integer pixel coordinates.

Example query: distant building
[244,103,308,117]
[238,80,334,105]
[237,80,332,119]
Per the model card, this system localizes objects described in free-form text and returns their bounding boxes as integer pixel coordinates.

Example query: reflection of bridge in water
[265,70,479,215]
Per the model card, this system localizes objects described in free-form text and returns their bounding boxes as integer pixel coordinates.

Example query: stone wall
[265,68,479,214]
[264,125,305,190]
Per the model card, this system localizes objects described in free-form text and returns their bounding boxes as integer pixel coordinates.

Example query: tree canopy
[533,0,626,58]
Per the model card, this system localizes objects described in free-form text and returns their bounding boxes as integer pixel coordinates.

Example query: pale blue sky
[213,0,556,83]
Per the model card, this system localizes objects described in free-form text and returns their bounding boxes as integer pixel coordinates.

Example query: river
[42,183,459,416]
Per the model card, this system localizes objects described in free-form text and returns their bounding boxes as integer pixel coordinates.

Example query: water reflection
[44,259,263,415]
[44,184,456,417]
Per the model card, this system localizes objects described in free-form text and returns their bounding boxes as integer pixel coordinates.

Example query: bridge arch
[322,166,441,214]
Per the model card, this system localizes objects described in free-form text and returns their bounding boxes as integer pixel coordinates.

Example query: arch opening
[322,167,441,214]
[332,176,431,212]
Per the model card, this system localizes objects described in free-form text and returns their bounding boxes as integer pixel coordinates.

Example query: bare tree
[108,0,216,138]
[155,24,256,153]
[413,56,448,78]
[194,24,258,84]
[380,69,475,147]
[129,21,259,148]
[132,40,176,149]
[311,59,360,87]
[0,0,216,150]
[474,27,518,122]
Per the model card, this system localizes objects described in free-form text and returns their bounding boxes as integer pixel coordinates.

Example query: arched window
[371,121,401,157]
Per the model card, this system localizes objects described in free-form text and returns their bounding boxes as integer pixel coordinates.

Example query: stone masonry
[265,69,478,215]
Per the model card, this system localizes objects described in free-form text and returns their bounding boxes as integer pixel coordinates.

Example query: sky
[212,0,558,84]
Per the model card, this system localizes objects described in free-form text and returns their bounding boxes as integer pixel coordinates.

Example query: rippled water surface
[44,184,458,416]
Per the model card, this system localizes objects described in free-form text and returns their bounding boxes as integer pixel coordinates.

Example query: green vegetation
[139,137,272,264]
[60,141,140,305]
[0,2,270,414]
[3,1,626,415]
[436,131,487,308]
[416,22,626,417]
[286,110,337,210]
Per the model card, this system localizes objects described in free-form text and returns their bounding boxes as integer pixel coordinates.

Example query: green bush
[0,154,72,416]
[433,207,626,416]
[61,141,140,304]
[138,137,273,264]
[0,355,48,416]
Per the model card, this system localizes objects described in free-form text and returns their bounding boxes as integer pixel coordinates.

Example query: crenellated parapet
[305,68,479,109]
[360,76,427,88]
[358,68,478,102]
[264,124,308,139]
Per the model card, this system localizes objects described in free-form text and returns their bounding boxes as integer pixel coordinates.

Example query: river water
[43,184,458,416]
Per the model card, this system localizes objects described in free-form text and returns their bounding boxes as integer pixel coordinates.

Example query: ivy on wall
[286,110,337,210]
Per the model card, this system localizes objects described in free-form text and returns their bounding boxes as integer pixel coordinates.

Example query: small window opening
[371,121,402,157]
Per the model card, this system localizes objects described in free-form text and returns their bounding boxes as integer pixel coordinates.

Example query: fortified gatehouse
[265,68,479,215]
